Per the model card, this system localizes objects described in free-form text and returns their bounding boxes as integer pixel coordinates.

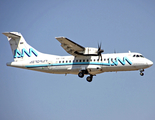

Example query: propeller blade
[98,43,100,51]
[97,42,104,60]
[97,43,104,53]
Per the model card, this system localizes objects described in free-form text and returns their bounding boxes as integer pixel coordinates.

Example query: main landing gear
[78,71,93,82]
[78,71,84,78]
[140,69,144,76]
[86,75,93,82]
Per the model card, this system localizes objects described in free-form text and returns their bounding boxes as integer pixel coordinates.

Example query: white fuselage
[3,32,153,82]
[7,52,153,76]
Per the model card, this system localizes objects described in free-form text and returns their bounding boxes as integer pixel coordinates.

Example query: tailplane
[3,32,40,61]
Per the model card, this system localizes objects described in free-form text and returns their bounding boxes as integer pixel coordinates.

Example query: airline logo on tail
[14,48,38,58]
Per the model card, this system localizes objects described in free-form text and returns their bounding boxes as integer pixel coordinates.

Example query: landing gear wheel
[86,76,93,82]
[78,72,84,78]
[140,72,144,76]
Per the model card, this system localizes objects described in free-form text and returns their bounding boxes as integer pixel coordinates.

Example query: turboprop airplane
[3,32,153,82]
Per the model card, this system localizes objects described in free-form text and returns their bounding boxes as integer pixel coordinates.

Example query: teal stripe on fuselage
[25,62,110,68]
[25,64,51,68]
[53,62,110,66]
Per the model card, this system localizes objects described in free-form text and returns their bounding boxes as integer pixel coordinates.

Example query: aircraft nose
[147,60,153,67]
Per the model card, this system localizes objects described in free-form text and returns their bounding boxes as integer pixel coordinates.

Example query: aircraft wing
[55,37,85,56]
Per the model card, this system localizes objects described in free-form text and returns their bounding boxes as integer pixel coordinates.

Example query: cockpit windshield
[133,54,144,58]
[140,55,144,58]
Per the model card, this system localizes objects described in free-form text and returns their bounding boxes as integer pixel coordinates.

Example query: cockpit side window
[133,55,136,57]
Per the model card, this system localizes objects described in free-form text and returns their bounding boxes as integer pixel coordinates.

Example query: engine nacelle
[74,47,99,56]
[84,47,98,54]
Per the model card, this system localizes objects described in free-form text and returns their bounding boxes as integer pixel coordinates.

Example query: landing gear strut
[140,69,144,76]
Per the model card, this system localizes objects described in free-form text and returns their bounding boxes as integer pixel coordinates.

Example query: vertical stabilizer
[3,32,40,61]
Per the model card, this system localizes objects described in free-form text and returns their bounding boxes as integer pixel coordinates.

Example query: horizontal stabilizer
[2,32,21,39]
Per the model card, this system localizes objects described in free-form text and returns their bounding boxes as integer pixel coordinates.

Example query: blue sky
[0,0,155,120]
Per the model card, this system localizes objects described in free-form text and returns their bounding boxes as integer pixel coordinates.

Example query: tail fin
[3,32,40,61]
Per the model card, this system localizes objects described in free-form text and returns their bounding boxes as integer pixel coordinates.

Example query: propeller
[97,43,104,60]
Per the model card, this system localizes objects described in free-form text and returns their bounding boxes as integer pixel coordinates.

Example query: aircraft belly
[86,65,103,75]
[48,65,80,74]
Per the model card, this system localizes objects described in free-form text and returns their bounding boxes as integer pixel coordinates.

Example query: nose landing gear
[140,69,144,76]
